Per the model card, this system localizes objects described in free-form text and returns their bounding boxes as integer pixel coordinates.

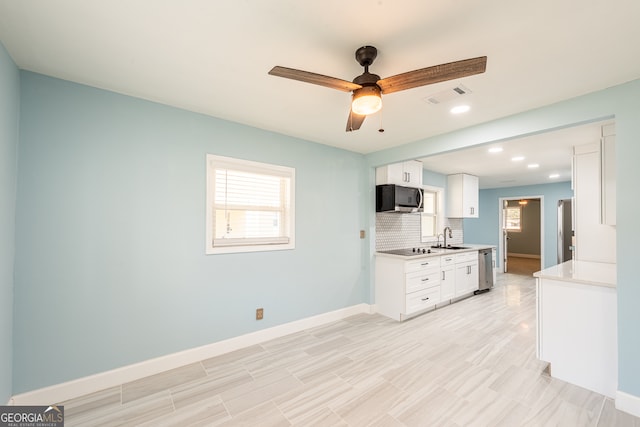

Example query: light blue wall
[0,42,19,404]
[13,72,370,393]
[367,79,640,399]
[9,68,640,401]
[464,182,572,268]
[422,169,447,188]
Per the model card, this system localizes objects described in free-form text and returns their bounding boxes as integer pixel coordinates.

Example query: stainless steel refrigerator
[557,199,573,263]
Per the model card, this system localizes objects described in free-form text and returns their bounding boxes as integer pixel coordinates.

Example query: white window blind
[206,155,295,254]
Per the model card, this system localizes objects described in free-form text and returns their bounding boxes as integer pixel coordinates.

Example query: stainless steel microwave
[376,184,423,213]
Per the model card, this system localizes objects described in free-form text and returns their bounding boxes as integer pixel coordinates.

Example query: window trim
[206,154,295,254]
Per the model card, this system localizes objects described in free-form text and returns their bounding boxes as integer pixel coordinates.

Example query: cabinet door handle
[421,297,430,301]
[422,277,429,282]
[442,271,445,280]
[421,262,430,266]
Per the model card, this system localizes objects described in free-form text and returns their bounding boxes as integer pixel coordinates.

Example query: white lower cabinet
[375,250,481,321]
[440,255,455,301]
[492,247,497,283]
[454,252,479,297]
[375,256,441,321]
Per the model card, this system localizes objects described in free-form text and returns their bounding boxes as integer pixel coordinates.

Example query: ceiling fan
[269,46,487,132]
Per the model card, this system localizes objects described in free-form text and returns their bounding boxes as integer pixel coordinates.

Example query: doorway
[499,196,544,276]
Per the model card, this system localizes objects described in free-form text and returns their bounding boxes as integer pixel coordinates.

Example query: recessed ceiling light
[511,156,525,162]
[527,163,540,169]
[549,173,560,179]
[450,105,470,114]
[488,147,503,153]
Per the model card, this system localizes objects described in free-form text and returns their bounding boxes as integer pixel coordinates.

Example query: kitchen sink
[445,246,470,250]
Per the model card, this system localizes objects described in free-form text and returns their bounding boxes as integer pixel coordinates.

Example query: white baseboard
[616,390,640,418]
[11,303,373,406]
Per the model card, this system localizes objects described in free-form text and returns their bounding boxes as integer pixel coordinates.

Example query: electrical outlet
[256,308,264,320]
[360,230,366,239]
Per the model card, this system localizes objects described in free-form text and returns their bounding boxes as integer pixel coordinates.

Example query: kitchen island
[534,260,617,397]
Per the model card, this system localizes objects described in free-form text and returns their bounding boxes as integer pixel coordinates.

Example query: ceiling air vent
[424,85,472,105]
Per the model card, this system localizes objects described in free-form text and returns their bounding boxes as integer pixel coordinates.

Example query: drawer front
[455,251,478,263]
[440,254,456,266]
[405,258,440,274]
[406,287,440,314]
[406,270,440,293]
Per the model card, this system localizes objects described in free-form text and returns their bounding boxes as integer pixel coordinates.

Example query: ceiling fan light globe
[351,86,382,115]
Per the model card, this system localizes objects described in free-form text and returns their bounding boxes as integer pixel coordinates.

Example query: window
[503,206,522,231]
[206,154,295,254]
[421,185,444,240]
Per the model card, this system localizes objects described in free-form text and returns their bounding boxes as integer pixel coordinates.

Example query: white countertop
[533,260,616,288]
[376,244,495,260]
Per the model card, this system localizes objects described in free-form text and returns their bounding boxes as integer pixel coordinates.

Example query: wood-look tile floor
[60,274,640,426]
[506,256,542,277]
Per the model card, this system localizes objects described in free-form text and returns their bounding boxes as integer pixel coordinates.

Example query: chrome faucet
[443,226,453,248]
[436,233,444,247]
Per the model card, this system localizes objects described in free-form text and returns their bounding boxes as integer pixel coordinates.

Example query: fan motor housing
[353,72,381,87]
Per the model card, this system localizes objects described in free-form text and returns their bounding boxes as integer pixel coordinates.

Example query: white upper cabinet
[376,160,423,188]
[573,136,616,263]
[447,173,479,218]
[601,124,616,226]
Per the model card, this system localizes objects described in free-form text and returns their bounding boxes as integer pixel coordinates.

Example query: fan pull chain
[378,108,384,133]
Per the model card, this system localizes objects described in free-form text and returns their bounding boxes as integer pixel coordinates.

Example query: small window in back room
[504,205,522,231]
[206,154,295,254]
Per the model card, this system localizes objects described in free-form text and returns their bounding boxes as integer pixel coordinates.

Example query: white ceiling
[420,120,612,189]
[0,1,638,175]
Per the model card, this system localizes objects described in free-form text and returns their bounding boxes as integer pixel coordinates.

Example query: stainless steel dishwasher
[476,249,494,294]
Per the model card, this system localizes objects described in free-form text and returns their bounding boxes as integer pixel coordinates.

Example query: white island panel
[536,260,617,398]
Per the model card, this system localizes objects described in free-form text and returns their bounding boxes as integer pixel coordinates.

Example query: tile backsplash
[376,213,463,251]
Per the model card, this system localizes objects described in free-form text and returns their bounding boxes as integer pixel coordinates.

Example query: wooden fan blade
[346,110,366,132]
[377,56,487,94]
[269,66,362,92]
